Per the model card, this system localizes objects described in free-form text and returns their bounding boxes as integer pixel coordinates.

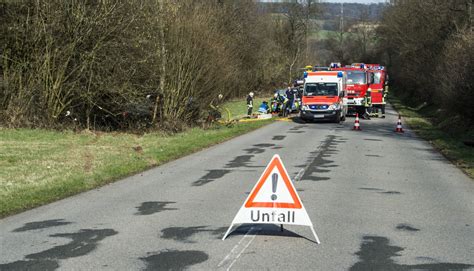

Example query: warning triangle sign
[245,155,302,209]
[222,154,320,244]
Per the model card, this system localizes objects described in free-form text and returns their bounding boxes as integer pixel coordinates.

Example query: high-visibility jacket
[364,89,372,107]
[382,85,389,104]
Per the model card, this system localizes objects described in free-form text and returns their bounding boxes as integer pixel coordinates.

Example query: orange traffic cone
[352,113,361,130]
[395,115,404,133]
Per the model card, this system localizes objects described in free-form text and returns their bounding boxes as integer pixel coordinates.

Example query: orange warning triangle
[244,155,302,209]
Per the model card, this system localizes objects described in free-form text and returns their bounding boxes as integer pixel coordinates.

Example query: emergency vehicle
[313,66,330,71]
[364,63,380,69]
[300,71,347,122]
[367,65,388,115]
[330,62,342,69]
[351,63,366,68]
[301,65,314,81]
[331,64,374,116]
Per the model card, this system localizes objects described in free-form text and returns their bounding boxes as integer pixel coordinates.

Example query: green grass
[389,95,473,178]
[308,29,336,40]
[307,30,357,41]
[0,101,274,217]
[221,96,271,120]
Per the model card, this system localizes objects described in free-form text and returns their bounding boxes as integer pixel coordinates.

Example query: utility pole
[340,2,344,33]
[305,0,309,63]
[339,2,344,62]
[469,0,472,33]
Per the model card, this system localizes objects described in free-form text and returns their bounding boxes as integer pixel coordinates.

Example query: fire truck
[366,65,388,117]
[331,63,374,116]
[300,71,347,122]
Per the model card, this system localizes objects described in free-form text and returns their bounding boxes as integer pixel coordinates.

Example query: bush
[375,0,473,125]
[0,1,289,131]
[436,29,474,122]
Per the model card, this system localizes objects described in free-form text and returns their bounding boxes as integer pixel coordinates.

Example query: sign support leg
[222,224,234,240]
[310,226,321,244]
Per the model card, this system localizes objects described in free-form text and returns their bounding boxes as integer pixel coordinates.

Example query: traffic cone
[395,115,404,133]
[352,113,361,131]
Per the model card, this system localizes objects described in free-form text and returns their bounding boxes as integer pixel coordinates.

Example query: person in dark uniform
[285,87,295,114]
[363,88,372,120]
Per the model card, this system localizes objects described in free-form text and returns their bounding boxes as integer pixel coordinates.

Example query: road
[1,105,473,270]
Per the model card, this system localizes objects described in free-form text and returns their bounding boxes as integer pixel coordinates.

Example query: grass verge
[0,109,274,217]
[389,95,473,178]
[221,96,271,121]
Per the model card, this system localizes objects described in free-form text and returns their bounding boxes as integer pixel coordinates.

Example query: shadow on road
[350,235,473,270]
[0,229,118,271]
[227,223,318,244]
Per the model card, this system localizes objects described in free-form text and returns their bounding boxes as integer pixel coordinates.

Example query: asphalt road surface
[1,106,473,270]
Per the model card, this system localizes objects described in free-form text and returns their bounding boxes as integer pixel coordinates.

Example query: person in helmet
[273,91,289,117]
[208,93,224,122]
[247,92,254,116]
[271,93,279,113]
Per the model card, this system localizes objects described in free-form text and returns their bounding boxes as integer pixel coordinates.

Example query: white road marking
[294,168,306,182]
[218,226,261,270]
[294,140,326,182]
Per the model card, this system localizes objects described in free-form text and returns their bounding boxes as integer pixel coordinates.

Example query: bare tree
[376,0,473,123]
[0,0,294,130]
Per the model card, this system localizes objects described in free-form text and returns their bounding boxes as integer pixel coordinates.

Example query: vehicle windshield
[373,72,382,84]
[346,71,367,85]
[304,83,338,96]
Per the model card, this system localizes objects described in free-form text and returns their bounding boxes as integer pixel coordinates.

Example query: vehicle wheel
[341,112,346,122]
[334,113,341,123]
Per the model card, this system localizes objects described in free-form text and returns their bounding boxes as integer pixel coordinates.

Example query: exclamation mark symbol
[271,173,278,201]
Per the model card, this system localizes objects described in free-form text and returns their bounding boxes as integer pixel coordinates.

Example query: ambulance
[300,71,347,122]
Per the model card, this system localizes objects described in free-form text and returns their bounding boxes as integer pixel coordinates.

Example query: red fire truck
[367,65,388,117]
[331,64,374,116]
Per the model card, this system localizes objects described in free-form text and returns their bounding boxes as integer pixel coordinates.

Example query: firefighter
[363,88,372,119]
[381,82,388,118]
[208,94,224,122]
[273,92,289,117]
[247,92,254,116]
[286,87,295,114]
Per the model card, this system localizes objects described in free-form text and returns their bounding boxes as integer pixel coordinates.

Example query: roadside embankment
[389,95,473,178]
